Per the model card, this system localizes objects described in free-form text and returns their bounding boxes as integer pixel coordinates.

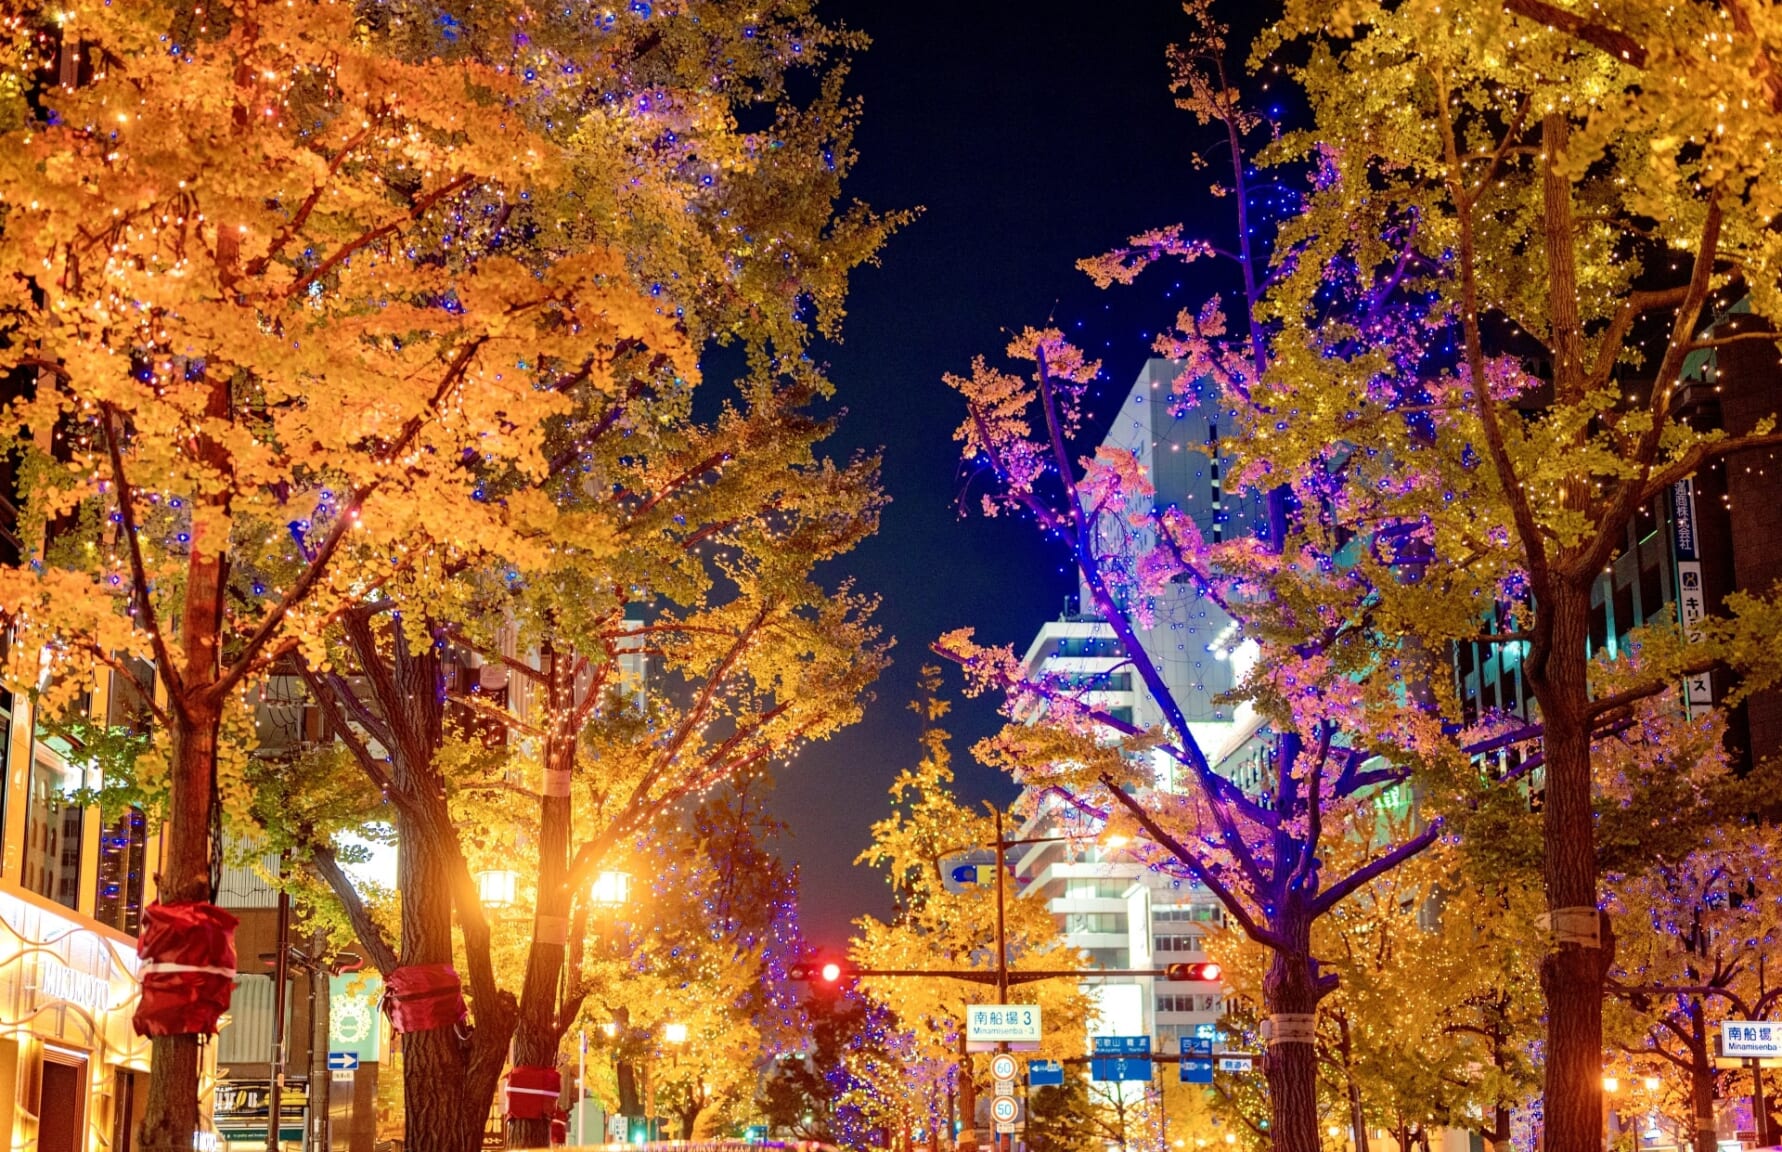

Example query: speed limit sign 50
[990,1097,1019,1125]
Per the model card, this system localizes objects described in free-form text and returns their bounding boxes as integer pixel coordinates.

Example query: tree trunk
[138,526,227,1152]
[1530,579,1606,1152]
[1263,911,1323,1152]
[1685,1007,1717,1152]
[508,645,575,1149]
[138,695,222,1152]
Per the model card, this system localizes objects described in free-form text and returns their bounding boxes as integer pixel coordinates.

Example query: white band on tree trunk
[535,914,569,944]
[1264,1013,1317,1045]
[1537,906,1602,947]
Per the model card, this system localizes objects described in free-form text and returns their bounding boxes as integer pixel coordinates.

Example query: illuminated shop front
[0,885,149,1152]
[0,666,158,1152]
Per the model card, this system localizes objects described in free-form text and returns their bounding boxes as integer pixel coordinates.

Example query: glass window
[1066,878,1127,900]
[1153,934,1203,954]
[95,807,147,934]
[1066,912,1126,934]
[24,749,83,910]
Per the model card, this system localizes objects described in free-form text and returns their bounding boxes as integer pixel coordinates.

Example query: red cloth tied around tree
[502,1065,562,1120]
[384,964,466,1033]
[131,900,240,1037]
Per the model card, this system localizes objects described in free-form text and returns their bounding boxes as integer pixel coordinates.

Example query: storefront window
[24,751,84,910]
[95,806,147,934]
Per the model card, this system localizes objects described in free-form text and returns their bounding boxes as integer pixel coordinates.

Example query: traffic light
[1165,961,1223,983]
[788,957,852,984]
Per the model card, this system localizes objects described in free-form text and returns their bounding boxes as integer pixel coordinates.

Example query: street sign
[1722,1021,1782,1059]
[995,1122,1017,1134]
[1091,1035,1152,1082]
[1218,1056,1254,1073]
[991,1098,1019,1125]
[1028,1059,1065,1087]
[327,1052,360,1072]
[1180,1037,1213,1084]
[994,1079,1016,1097]
[940,850,999,895]
[331,1070,354,1083]
[967,1004,1042,1051]
[990,1054,1018,1081]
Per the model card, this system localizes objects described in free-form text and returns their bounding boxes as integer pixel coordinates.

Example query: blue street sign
[1028,1059,1065,1087]
[940,850,999,894]
[1180,1037,1213,1084]
[327,1052,360,1072]
[1091,1036,1152,1082]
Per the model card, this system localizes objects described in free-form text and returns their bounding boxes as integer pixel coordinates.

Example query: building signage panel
[329,972,385,1061]
[40,958,113,1013]
[966,1004,1041,1050]
[1722,1021,1782,1060]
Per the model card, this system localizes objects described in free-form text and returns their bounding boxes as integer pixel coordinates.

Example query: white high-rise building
[1011,359,1273,1057]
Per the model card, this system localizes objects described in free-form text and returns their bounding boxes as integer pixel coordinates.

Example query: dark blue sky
[772,2,1250,942]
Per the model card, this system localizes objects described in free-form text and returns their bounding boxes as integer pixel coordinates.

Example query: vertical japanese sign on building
[1671,479,1713,715]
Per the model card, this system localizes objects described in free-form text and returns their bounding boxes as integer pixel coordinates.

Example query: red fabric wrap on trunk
[384,964,466,1033]
[131,900,240,1037]
[502,1064,563,1119]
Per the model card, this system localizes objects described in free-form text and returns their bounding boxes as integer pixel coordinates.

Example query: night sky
[768,2,1256,943]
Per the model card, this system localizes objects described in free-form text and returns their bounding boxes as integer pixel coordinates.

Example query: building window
[1156,905,1223,924]
[95,807,147,934]
[1066,912,1126,934]
[1066,879,1127,900]
[24,750,83,910]
[1153,934,1204,954]
[1082,948,1129,970]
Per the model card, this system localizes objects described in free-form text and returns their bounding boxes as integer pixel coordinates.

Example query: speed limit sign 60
[989,1054,1018,1081]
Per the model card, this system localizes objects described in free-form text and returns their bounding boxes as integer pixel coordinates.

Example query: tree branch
[307,839,399,974]
[98,402,185,707]
[1311,817,1445,916]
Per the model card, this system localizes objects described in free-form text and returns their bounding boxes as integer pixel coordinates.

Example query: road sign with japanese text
[1091,1035,1152,1082]
[1180,1037,1213,1084]
[966,1004,1041,1051]
[1722,1021,1782,1059]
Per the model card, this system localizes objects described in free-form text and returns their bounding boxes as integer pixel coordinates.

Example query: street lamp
[476,868,519,910]
[591,869,631,908]
[1643,1076,1661,1092]
[663,1022,688,1045]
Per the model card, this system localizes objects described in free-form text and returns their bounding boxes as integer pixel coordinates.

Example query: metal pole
[993,810,1010,1152]
[268,870,293,1152]
[578,1028,588,1144]
[1754,1060,1770,1147]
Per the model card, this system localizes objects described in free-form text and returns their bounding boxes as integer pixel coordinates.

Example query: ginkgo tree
[1222,7,1782,1152]
[851,671,1096,1152]
[0,1,696,1147]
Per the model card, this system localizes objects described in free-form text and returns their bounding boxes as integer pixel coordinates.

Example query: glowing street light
[475,868,518,910]
[1643,1076,1661,1092]
[591,870,631,908]
[1603,1076,1620,1094]
[663,1022,688,1045]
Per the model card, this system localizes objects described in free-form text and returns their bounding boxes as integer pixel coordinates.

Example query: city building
[0,662,153,1152]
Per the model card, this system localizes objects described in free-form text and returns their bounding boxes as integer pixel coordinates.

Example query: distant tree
[850,669,1096,1152]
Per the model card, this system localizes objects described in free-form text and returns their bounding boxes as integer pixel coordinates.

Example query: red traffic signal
[1165,961,1223,983]
[788,958,852,983]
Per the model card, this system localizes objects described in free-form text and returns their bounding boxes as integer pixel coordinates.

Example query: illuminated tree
[0,1,694,1145]
[1595,703,1782,1152]
[850,671,1096,1152]
[1220,7,1782,1152]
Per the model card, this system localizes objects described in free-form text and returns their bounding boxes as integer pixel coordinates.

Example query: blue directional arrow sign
[1090,1036,1151,1082]
[327,1052,360,1072]
[1027,1059,1065,1087]
[1180,1037,1213,1084]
